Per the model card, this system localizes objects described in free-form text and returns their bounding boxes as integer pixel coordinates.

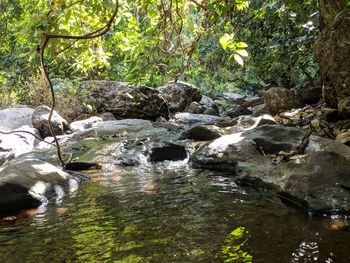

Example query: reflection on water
[0,162,349,262]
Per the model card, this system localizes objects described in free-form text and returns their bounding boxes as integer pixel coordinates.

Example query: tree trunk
[315,0,350,109]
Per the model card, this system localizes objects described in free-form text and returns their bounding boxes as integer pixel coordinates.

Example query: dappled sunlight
[31,163,68,179]
[209,132,245,152]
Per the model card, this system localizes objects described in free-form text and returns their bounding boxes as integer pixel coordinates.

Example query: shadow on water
[0,161,349,262]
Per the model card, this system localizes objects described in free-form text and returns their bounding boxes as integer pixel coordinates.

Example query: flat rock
[173,112,221,126]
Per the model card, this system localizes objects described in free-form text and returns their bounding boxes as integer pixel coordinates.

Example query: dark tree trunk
[315,0,350,109]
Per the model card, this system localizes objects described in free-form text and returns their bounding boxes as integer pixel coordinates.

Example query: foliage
[0,0,320,109]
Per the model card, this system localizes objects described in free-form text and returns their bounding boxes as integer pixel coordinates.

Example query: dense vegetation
[0,0,322,109]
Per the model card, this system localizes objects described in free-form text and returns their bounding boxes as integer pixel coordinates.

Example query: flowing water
[0,161,349,262]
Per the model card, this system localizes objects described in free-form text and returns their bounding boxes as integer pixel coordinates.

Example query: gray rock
[264,87,302,114]
[173,112,221,126]
[32,105,70,138]
[223,92,245,103]
[186,101,203,114]
[227,105,252,118]
[0,107,34,131]
[80,81,169,120]
[70,116,103,132]
[191,124,350,215]
[0,125,42,156]
[91,119,153,137]
[0,159,87,211]
[180,125,223,141]
[199,95,219,115]
[158,81,202,113]
[203,108,219,116]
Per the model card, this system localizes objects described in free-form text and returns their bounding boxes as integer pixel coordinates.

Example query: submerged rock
[93,139,187,166]
[32,105,71,138]
[0,159,87,212]
[191,124,350,216]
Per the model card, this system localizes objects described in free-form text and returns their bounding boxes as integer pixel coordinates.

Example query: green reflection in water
[219,226,253,263]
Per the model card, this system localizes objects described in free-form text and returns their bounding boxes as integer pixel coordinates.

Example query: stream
[0,161,349,262]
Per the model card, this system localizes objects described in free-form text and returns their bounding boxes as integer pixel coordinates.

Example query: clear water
[0,162,349,262]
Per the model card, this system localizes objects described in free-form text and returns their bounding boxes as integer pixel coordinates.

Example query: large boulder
[264,88,301,114]
[0,159,87,212]
[0,125,42,157]
[191,124,350,216]
[32,105,71,138]
[158,81,202,113]
[0,107,34,131]
[80,81,169,120]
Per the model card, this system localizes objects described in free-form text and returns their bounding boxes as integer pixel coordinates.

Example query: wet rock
[32,105,71,138]
[190,132,269,171]
[173,113,221,126]
[191,124,350,215]
[80,81,169,120]
[0,107,34,131]
[264,87,301,114]
[227,105,252,118]
[158,81,201,113]
[0,125,42,156]
[93,139,187,166]
[0,159,87,212]
[70,116,103,132]
[338,96,350,119]
[180,125,223,141]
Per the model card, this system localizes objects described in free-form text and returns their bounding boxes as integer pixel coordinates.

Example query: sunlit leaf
[234,54,244,66]
[236,42,248,48]
[236,49,248,57]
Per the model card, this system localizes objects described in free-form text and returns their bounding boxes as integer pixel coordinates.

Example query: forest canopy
[0,0,321,106]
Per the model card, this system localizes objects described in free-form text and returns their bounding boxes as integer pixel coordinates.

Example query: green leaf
[103,0,115,9]
[219,34,230,50]
[236,42,248,48]
[234,54,244,66]
[236,49,248,57]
